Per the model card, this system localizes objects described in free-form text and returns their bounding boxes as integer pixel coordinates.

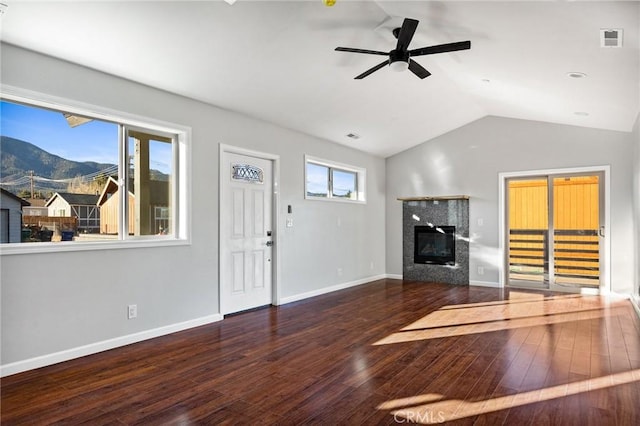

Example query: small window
[305,155,365,202]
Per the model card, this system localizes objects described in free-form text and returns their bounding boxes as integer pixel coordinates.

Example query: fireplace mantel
[397,195,470,201]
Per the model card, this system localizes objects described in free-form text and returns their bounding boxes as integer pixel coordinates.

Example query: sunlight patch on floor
[373,293,625,345]
[377,369,640,424]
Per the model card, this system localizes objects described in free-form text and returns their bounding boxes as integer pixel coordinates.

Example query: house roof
[25,198,47,207]
[97,176,120,206]
[96,177,169,206]
[1,1,638,158]
[45,192,100,207]
[0,188,30,206]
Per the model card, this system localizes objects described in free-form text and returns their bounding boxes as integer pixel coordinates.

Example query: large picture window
[304,155,365,202]
[0,92,188,252]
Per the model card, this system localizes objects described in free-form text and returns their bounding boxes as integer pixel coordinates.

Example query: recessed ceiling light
[574,111,590,116]
[567,72,587,79]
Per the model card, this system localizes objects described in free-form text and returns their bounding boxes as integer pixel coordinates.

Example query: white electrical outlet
[337,268,343,276]
[128,304,137,319]
[477,266,485,275]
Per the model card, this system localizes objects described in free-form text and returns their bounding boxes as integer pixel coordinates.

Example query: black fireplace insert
[414,225,456,265]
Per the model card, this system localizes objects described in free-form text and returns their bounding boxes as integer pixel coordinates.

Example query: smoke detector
[600,29,623,48]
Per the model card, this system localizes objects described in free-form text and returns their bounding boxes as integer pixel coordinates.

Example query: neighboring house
[0,188,29,243]
[97,177,169,235]
[23,198,48,216]
[45,192,100,234]
[97,177,134,235]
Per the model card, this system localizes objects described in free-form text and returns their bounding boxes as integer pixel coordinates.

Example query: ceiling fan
[335,18,471,79]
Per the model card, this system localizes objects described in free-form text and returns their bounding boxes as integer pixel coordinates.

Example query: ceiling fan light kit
[390,61,409,72]
[335,18,471,80]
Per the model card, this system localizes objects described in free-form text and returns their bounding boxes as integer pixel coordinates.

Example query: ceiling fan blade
[396,18,419,52]
[354,60,389,79]
[409,40,471,56]
[408,60,431,79]
[335,47,388,56]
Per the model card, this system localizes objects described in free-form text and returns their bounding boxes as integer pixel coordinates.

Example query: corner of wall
[633,112,640,305]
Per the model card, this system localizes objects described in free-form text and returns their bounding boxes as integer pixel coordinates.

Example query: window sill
[0,238,191,255]
[304,195,366,204]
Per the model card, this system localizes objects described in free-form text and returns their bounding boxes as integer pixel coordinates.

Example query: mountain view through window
[0,100,173,244]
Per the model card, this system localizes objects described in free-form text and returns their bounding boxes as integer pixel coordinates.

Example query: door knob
[266,241,274,247]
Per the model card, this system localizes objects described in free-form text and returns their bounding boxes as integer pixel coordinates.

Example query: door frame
[498,165,610,293]
[219,144,281,315]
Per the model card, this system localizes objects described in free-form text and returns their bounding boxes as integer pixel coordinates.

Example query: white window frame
[0,85,191,255]
[304,155,366,203]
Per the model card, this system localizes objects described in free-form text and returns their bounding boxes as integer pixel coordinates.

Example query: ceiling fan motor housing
[389,49,409,64]
[389,49,410,71]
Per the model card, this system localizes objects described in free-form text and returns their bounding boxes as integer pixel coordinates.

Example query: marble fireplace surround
[400,196,470,285]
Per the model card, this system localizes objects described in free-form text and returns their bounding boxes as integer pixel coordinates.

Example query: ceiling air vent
[346,133,361,140]
[600,29,623,48]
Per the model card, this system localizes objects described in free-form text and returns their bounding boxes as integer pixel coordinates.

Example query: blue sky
[306,162,355,197]
[1,100,119,165]
[1,100,172,174]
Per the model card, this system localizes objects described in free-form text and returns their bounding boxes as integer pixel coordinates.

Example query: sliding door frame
[498,165,611,293]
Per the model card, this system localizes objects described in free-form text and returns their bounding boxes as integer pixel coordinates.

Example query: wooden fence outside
[23,215,78,230]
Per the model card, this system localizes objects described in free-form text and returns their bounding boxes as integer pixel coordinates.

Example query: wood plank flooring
[2,279,639,425]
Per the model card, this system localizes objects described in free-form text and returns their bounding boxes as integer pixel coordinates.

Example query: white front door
[220,151,273,315]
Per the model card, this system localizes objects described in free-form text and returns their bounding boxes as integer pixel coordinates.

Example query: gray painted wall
[386,116,635,295]
[0,44,386,367]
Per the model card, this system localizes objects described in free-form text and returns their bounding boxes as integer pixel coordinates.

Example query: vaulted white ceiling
[1,1,639,157]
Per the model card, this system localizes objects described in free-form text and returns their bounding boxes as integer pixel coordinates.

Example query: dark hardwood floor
[2,279,640,425]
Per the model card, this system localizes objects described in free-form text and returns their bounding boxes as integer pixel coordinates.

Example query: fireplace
[400,196,469,285]
[414,225,456,266]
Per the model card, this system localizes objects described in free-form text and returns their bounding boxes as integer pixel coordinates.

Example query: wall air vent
[600,29,623,48]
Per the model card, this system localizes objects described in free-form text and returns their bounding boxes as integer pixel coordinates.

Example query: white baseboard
[278,274,388,305]
[0,314,223,378]
[631,295,640,320]
[385,274,403,280]
[470,280,502,288]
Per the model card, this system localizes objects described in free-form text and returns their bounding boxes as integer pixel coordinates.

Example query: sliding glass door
[506,172,604,291]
